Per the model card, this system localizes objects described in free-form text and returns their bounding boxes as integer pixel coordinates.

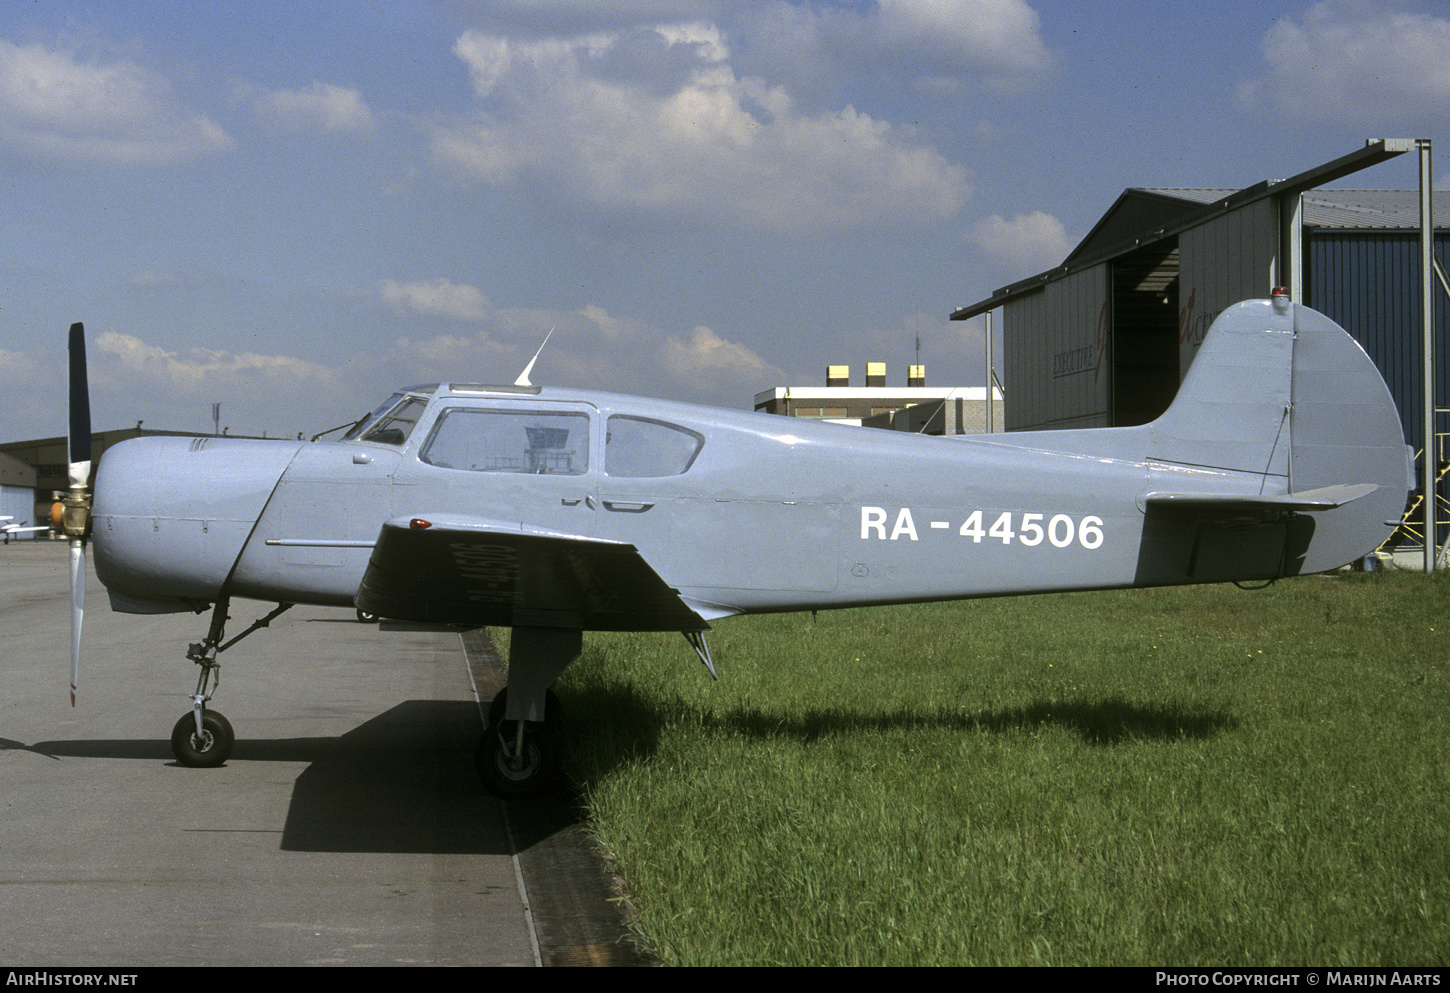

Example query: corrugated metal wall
[1176,197,1281,379]
[1305,231,1449,454]
[1005,198,1280,432]
[1003,266,1110,430]
[1002,192,1445,460]
[2,485,40,538]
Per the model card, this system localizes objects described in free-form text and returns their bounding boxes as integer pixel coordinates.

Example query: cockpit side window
[420,408,590,474]
[605,416,703,477]
[360,396,429,446]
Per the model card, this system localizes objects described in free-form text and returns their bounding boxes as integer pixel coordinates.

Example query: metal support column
[1419,139,1436,572]
[985,310,994,434]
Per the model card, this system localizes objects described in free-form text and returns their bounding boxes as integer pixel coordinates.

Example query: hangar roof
[950,139,1420,322]
[1136,187,1450,230]
[1300,189,1450,230]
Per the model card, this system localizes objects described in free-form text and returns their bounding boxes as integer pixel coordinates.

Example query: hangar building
[950,140,1447,555]
[1,451,40,538]
[950,140,1446,451]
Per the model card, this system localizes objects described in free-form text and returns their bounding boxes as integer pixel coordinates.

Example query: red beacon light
[409,518,432,529]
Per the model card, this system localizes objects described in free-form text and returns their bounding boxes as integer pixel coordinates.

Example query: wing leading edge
[354,516,709,632]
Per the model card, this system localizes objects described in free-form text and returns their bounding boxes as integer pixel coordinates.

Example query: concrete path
[0,542,642,967]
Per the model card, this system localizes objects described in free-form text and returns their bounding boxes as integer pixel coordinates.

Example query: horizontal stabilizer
[1144,482,1378,512]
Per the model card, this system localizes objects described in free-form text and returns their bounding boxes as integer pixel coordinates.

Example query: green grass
[541,572,1448,966]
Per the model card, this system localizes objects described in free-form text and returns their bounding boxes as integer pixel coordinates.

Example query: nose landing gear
[168,597,292,768]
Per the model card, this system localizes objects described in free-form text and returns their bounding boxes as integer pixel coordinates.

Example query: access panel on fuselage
[228,441,402,605]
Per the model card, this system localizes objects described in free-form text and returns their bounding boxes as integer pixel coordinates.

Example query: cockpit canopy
[343,387,707,478]
[344,390,432,446]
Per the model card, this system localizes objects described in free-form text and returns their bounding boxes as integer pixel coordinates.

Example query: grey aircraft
[59,294,1412,796]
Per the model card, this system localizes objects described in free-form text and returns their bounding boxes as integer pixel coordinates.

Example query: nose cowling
[93,436,302,613]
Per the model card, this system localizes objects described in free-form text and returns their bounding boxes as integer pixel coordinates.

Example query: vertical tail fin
[1148,297,1295,480]
[1145,298,1412,573]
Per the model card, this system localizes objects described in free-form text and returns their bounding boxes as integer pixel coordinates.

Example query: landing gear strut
[477,687,563,797]
[477,715,560,798]
[169,596,292,768]
[476,628,579,798]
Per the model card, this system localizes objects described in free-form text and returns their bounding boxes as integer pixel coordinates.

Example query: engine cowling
[92,436,302,613]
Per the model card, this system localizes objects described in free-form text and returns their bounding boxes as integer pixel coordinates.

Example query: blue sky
[2,0,1447,441]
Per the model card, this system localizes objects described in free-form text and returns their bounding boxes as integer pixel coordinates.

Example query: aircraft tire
[355,609,379,623]
[476,724,558,799]
[170,710,235,768]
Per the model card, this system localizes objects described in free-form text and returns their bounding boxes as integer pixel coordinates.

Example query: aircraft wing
[354,516,710,632]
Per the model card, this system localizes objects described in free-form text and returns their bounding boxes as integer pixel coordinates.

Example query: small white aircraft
[1,516,49,539]
[56,293,1412,796]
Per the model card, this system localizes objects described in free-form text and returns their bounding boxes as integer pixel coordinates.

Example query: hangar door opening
[1110,239,1181,426]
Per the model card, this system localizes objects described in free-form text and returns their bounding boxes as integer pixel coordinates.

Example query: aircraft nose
[92,436,302,612]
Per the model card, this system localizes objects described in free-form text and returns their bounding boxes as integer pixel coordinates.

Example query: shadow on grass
[561,685,1236,785]
[970,696,1237,745]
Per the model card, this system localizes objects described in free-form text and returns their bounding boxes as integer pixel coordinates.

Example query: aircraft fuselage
[92,300,1411,627]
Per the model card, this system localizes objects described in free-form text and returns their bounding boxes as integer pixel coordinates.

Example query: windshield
[343,392,406,441]
[359,396,429,446]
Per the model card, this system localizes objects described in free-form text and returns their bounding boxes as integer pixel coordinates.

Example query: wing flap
[355,517,708,632]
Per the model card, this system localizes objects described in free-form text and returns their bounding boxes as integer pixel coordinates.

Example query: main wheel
[170,710,235,768]
[477,723,559,798]
[355,608,378,623]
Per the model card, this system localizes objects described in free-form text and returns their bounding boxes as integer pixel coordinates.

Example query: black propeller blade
[65,323,92,706]
[68,323,91,469]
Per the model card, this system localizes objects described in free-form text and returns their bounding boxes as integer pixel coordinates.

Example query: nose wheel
[170,709,234,767]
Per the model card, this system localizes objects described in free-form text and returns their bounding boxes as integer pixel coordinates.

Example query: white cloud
[0,40,231,164]
[381,278,493,322]
[560,305,784,401]
[728,0,1053,102]
[96,331,337,392]
[376,298,784,405]
[661,324,779,382]
[250,81,377,135]
[970,211,1074,272]
[876,0,1053,91]
[433,25,971,234]
[0,346,38,380]
[454,31,514,98]
[1239,0,1450,123]
[388,332,509,368]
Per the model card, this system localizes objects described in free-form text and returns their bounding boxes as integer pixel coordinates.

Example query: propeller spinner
[63,323,92,706]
